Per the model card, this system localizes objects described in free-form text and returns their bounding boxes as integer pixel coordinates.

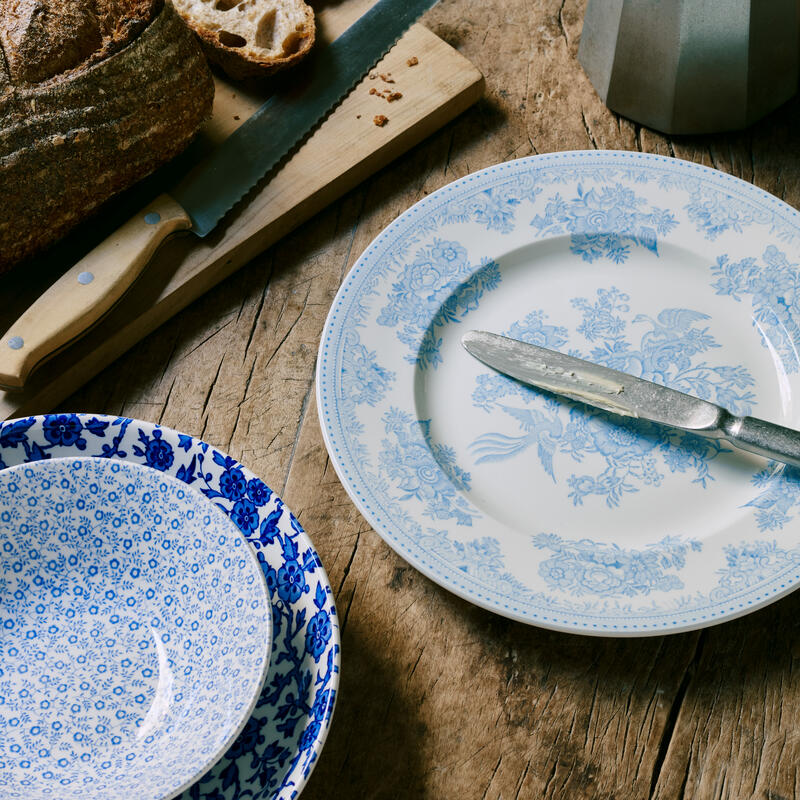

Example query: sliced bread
[0,0,214,271]
[170,0,315,81]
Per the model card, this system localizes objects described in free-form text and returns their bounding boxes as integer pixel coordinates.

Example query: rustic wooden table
[65,1,800,797]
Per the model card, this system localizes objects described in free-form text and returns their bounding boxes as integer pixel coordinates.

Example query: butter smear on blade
[525,360,639,418]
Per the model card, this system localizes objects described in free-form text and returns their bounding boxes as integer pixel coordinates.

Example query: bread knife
[462,330,800,469]
[0,0,440,390]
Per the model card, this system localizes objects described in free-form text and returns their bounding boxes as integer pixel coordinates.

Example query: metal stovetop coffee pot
[579,0,800,134]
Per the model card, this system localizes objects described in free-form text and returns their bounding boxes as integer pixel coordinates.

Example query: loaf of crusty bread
[0,0,215,272]
[170,0,314,81]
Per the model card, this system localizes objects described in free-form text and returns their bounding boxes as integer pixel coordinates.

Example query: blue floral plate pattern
[0,415,339,798]
[0,457,272,800]
[317,150,800,635]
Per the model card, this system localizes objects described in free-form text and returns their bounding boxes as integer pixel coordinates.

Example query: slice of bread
[170,0,315,80]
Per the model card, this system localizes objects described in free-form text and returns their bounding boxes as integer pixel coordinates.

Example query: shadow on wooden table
[299,554,800,799]
[303,615,429,799]
[437,576,800,798]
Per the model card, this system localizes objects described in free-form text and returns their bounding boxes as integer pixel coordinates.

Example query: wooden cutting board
[0,15,484,421]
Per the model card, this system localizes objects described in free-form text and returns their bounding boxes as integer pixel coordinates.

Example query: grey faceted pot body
[579,0,799,134]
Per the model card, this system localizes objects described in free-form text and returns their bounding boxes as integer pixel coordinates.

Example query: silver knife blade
[461,329,800,468]
[462,329,722,430]
[173,0,439,235]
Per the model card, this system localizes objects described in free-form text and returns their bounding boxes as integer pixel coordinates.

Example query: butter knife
[462,329,800,469]
[0,0,440,390]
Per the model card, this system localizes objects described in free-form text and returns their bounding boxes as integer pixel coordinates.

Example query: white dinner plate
[317,150,800,635]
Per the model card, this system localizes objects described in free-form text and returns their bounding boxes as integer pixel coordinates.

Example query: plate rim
[316,148,800,637]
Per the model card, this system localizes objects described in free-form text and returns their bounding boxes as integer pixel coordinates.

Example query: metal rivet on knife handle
[0,193,191,392]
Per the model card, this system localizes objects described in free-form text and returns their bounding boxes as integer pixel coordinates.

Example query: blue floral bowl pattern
[0,457,272,800]
[317,150,800,635]
[0,416,339,800]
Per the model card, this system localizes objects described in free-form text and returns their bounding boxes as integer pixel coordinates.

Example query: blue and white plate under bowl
[317,149,800,636]
[0,415,339,800]
[0,456,272,800]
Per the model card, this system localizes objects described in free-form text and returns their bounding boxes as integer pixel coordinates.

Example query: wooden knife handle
[0,193,191,390]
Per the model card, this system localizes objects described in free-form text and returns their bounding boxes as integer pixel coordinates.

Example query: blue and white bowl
[0,457,272,800]
[0,415,340,800]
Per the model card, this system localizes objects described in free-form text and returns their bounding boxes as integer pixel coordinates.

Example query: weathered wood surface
[65,0,800,798]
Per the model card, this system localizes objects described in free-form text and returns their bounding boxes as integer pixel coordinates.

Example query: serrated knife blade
[462,329,800,469]
[0,0,440,390]
[173,0,439,235]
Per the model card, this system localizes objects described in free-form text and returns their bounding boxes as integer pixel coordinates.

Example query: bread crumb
[373,114,389,127]
[379,73,395,83]
[53,135,66,146]
[369,87,403,102]
[368,72,377,79]
[407,56,419,67]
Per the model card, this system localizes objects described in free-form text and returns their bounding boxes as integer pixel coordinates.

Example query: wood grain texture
[53,0,800,798]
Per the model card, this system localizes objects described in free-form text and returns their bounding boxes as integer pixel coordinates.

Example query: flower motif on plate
[415,529,535,600]
[436,172,542,233]
[470,286,756,506]
[532,533,703,597]
[678,180,774,240]
[710,244,800,373]
[379,408,479,526]
[744,465,800,533]
[376,238,501,369]
[0,414,115,469]
[132,426,175,472]
[711,538,800,600]
[529,183,678,262]
[340,329,395,409]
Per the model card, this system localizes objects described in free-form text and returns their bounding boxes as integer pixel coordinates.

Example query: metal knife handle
[722,413,800,469]
[0,193,191,390]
